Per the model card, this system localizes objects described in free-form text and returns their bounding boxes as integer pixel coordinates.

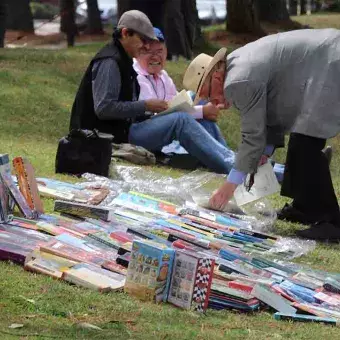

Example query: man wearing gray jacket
[184,29,340,241]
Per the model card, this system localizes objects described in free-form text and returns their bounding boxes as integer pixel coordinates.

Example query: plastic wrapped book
[167,249,215,312]
[62,263,125,292]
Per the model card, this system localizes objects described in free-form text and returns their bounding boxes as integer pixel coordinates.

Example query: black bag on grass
[55,129,113,177]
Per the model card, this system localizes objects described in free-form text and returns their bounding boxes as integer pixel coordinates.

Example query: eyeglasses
[140,48,164,56]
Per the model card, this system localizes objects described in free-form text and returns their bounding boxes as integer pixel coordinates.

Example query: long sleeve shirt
[133,60,203,119]
[92,58,146,120]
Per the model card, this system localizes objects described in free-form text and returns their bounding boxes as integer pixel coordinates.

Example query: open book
[156,90,196,116]
[233,162,280,206]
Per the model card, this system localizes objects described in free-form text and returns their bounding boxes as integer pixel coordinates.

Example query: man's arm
[210,81,269,210]
[92,58,146,120]
[229,80,268,174]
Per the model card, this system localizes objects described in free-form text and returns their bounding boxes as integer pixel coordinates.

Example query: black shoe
[277,203,319,225]
[322,145,332,166]
[296,222,340,242]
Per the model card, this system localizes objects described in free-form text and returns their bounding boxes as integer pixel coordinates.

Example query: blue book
[274,312,337,325]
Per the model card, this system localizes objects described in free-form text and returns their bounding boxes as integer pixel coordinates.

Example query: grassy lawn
[1,24,340,338]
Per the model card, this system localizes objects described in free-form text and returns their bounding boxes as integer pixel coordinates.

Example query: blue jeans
[129,112,285,182]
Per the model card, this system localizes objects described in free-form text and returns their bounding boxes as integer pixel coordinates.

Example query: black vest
[69,39,140,143]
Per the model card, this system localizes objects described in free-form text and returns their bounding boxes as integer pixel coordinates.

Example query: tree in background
[85,0,104,34]
[0,1,7,47]
[257,0,290,21]
[60,0,77,47]
[6,0,34,32]
[227,0,265,36]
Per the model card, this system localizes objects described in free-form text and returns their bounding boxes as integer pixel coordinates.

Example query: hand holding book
[155,90,196,116]
[145,99,168,113]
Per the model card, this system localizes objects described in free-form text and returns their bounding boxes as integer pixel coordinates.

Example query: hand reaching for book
[145,99,168,113]
[203,102,224,122]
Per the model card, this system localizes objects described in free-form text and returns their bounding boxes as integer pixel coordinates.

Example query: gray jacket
[225,29,340,174]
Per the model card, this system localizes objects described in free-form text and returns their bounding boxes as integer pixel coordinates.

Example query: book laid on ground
[62,263,126,292]
[155,90,196,116]
[24,250,78,279]
[251,283,297,314]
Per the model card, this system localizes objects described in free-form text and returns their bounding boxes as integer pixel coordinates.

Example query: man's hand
[209,181,238,211]
[145,99,168,113]
[259,155,268,166]
[203,102,224,122]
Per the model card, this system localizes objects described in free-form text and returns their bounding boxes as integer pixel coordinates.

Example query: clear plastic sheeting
[80,166,278,229]
[237,198,278,232]
[80,173,130,207]
[266,237,316,260]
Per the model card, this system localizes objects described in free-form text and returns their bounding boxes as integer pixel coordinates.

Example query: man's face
[137,41,167,75]
[121,28,151,58]
[199,61,230,108]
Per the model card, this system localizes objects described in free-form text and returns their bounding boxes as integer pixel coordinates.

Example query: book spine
[54,200,112,221]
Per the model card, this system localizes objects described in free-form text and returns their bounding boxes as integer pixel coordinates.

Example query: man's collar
[133,59,161,78]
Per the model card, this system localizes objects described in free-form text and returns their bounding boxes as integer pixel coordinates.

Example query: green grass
[1,33,340,339]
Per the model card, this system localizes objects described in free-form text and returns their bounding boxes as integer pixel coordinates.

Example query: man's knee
[171,112,197,126]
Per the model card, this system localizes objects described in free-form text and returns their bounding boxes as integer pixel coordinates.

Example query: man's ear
[121,27,129,39]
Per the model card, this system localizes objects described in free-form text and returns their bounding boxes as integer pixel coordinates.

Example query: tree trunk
[227,0,265,36]
[118,0,166,32]
[0,1,7,47]
[289,0,297,15]
[85,0,104,34]
[60,0,77,47]
[257,0,290,22]
[117,0,131,18]
[6,0,34,32]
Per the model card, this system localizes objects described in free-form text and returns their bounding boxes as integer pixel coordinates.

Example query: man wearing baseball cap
[69,10,168,143]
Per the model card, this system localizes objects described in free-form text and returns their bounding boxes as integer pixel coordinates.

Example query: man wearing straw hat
[183,29,340,241]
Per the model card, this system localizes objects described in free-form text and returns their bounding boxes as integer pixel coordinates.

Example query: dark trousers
[281,133,340,225]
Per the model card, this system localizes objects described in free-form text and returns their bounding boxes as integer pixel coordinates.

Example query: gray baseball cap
[117,10,157,41]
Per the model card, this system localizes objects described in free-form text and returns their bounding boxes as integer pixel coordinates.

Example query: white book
[234,162,280,206]
[252,283,297,314]
[156,90,196,116]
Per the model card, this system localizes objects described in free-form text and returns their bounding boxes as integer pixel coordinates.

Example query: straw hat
[183,48,227,104]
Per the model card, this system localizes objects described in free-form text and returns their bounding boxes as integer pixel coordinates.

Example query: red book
[228,281,254,294]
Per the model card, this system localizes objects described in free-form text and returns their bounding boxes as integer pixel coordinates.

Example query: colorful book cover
[125,240,174,302]
[168,250,215,312]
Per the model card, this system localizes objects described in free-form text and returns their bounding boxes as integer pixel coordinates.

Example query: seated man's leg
[196,119,228,147]
[129,112,235,174]
[273,163,285,183]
